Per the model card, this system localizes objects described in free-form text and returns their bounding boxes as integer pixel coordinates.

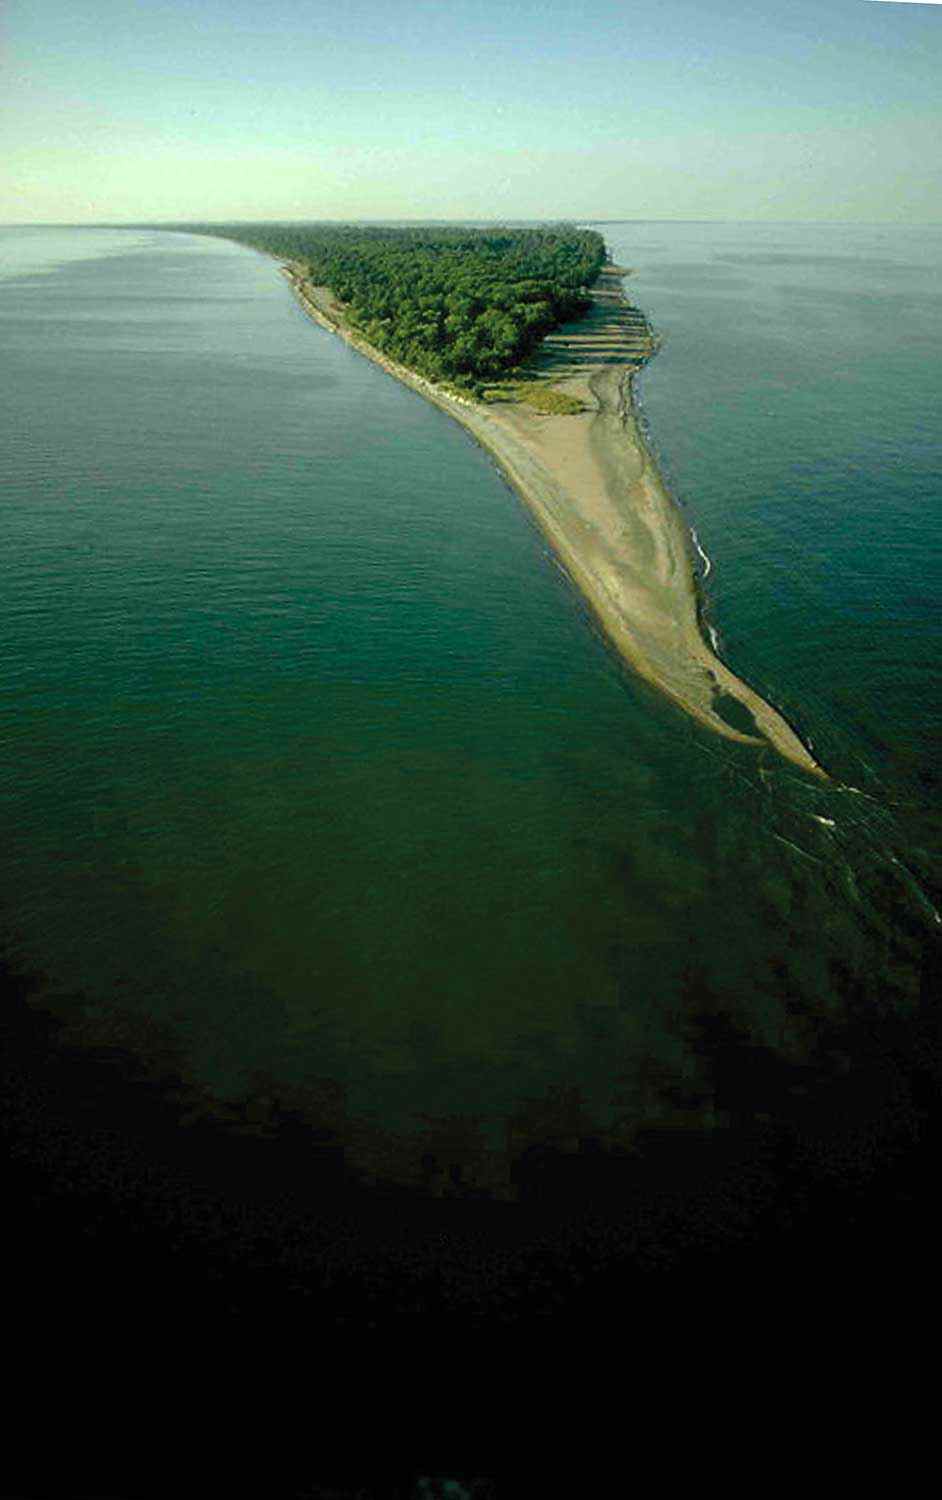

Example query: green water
[2,224,939,1194]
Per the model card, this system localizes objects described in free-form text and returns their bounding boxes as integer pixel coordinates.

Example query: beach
[280,260,829,782]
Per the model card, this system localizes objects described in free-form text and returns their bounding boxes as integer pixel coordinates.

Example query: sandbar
[279,259,828,781]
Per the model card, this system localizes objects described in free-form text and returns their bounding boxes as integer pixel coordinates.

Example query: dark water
[2,223,939,1202]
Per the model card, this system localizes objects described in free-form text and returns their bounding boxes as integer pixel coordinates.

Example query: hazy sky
[2,0,939,223]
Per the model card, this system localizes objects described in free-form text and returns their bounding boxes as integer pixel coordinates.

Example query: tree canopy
[179,222,606,392]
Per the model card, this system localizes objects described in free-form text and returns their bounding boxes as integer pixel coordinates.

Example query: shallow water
[2,222,939,1193]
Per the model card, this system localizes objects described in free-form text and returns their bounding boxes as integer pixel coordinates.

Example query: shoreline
[278,258,829,782]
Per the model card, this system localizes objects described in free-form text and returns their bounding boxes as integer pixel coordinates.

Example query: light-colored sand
[280,262,829,781]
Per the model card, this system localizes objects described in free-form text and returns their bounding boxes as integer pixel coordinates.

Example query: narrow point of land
[280,257,829,782]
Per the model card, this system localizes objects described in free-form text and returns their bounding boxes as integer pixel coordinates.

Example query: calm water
[2,222,939,1194]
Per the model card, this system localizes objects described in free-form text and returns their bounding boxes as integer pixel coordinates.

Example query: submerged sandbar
[280,260,828,781]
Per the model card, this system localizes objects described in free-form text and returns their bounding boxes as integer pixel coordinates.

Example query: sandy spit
[279,261,828,781]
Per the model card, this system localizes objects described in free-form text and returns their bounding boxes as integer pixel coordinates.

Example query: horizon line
[3,216,942,229]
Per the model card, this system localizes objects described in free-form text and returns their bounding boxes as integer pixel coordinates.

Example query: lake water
[2,221,939,1200]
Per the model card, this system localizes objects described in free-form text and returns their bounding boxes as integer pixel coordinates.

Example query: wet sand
[280,261,829,781]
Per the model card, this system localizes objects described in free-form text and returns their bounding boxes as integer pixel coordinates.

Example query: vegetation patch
[515,382,585,414]
[483,380,585,414]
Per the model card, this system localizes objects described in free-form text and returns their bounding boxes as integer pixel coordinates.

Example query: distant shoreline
[277,257,829,781]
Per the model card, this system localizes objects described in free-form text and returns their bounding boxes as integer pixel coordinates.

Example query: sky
[1,0,940,224]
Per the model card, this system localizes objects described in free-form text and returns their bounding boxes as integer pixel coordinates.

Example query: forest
[177,223,607,392]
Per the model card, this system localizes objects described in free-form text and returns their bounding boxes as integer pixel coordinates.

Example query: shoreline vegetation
[187,223,828,781]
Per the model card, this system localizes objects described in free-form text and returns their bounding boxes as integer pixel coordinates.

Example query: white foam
[691,529,712,578]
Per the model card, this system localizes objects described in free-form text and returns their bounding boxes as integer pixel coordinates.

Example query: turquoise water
[2,223,939,1194]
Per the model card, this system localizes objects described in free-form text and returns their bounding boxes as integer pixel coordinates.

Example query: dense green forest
[176,223,607,392]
